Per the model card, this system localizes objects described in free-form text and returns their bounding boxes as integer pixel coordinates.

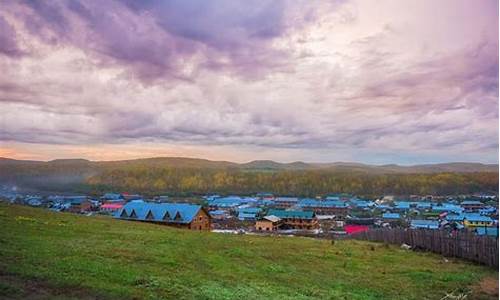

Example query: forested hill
[0,157,497,196]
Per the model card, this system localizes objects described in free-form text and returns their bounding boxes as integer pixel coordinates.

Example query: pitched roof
[263,215,281,222]
[267,209,315,219]
[116,202,202,224]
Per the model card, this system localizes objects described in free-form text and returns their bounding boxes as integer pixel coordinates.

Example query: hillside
[0,203,497,299]
[0,157,497,196]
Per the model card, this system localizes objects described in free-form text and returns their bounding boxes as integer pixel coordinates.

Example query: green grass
[0,203,497,300]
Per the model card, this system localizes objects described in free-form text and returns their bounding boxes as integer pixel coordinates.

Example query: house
[209,210,229,220]
[122,194,143,202]
[349,199,375,209]
[116,202,211,230]
[346,216,375,225]
[463,214,494,228]
[297,199,349,217]
[256,193,274,200]
[432,204,463,214]
[267,209,319,230]
[416,202,432,210]
[460,200,484,212]
[410,220,439,230]
[208,196,248,209]
[237,207,262,221]
[100,203,124,214]
[255,215,282,231]
[382,213,400,221]
[101,193,124,202]
[65,196,92,213]
[393,201,410,211]
[445,214,465,222]
[271,197,299,208]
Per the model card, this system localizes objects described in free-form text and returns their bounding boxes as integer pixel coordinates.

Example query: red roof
[344,225,369,235]
[101,203,123,209]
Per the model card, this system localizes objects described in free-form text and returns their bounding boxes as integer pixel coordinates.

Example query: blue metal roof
[238,207,262,214]
[394,202,410,209]
[416,202,432,208]
[268,209,314,219]
[238,212,257,220]
[446,214,465,221]
[461,200,483,205]
[298,199,348,208]
[432,205,463,213]
[117,202,202,224]
[382,213,400,219]
[410,220,439,229]
[350,200,374,208]
[464,214,493,222]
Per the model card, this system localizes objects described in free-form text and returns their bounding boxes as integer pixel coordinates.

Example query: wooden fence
[348,228,498,268]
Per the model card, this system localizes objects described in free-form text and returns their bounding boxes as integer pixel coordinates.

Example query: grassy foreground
[0,203,497,300]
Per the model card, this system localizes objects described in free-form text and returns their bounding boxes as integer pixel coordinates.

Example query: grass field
[0,203,497,300]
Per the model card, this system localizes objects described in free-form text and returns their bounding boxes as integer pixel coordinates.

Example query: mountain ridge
[0,156,497,173]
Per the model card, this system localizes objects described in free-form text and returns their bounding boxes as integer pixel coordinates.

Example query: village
[1,186,498,238]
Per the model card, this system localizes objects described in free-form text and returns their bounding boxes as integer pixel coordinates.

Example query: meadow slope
[0,203,497,300]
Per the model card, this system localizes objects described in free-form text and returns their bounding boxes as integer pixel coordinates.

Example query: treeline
[84,166,499,197]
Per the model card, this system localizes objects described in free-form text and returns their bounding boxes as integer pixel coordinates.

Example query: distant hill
[0,156,496,173]
[0,157,497,195]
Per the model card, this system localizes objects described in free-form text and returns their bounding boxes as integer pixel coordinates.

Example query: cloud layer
[0,0,498,163]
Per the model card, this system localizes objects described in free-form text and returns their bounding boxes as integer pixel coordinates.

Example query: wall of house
[255,220,278,231]
[281,217,319,230]
[188,209,211,230]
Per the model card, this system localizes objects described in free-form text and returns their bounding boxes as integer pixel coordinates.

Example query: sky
[0,0,498,164]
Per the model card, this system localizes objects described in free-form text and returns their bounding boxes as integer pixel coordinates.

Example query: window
[199,226,202,230]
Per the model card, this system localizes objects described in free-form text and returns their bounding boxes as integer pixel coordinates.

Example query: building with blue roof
[393,201,410,211]
[267,209,319,230]
[101,193,123,201]
[208,196,248,208]
[446,214,465,222]
[271,197,299,208]
[460,200,484,212]
[382,213,400,220]
[297,199,349,217]
[432,204,463,214]
[350,200,375,209]
[237,207,262,221]
[209,210,229,220]
[416,202,432,210]
[410,220,439,230]
[116,202,211,230]
[463,214,494,228]
[475,227,499,237]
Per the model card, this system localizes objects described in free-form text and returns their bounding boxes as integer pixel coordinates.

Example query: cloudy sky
[0,0,498,164]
